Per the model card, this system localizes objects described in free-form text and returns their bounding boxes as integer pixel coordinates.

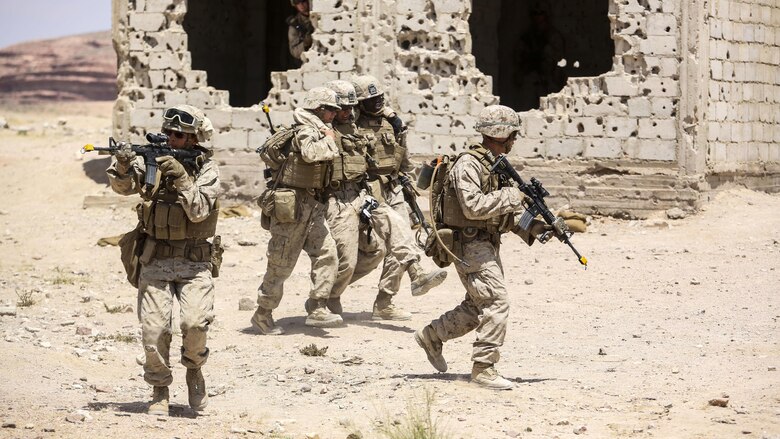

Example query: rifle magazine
[518,210,535,231]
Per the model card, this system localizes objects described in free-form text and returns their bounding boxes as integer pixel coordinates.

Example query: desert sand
[0,101,777,438]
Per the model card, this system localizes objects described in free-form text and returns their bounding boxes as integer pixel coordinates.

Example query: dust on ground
[0,102,778,438]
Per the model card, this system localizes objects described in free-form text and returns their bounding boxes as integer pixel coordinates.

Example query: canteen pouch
[273,188,298,223]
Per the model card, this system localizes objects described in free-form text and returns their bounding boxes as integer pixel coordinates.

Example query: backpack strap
[458,145,495,172]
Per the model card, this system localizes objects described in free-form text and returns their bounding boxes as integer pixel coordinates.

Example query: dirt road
[0,102,777,438]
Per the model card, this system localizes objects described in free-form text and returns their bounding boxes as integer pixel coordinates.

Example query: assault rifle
[398,174,432,247]
[81,133,203,191]
[490,154,588,267]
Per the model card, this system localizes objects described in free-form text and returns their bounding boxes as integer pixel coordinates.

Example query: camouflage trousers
[137,257,215,387]
[324,182,362,299]
[428,238,509,365]
[351,182,420,295]
[256,191,338,310]
[352,181,420,296]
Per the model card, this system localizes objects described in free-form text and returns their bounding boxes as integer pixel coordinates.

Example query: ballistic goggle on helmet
[302,87,341,111]
[475,105,520,139]
[351,75,384,101]
[162,104,214,142]
[325,80,358,106]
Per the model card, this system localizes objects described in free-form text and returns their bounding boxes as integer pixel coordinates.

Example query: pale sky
[0,1,111,49]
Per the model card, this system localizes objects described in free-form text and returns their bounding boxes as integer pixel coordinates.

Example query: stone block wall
[111,0,780,216]
[706,0,780,187]
[513,0,683,164]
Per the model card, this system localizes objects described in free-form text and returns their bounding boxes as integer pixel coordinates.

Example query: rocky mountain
[0,31,116,102]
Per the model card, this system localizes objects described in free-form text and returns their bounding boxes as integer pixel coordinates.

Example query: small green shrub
[299,343,328,356]
[50,266,77,285]
[16,290,35,307]
[378,389,450,439]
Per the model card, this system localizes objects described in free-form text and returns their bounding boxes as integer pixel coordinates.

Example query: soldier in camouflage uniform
[287,0,314,67]
[322,80,446,321]
[350,75,447,314]
[107,104,219,415]
[414,105,554,390]
[251,87,343,334]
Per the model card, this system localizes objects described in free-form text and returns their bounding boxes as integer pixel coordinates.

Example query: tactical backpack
[422,154,457,267]
[256,125,331,189]
[256,126,299,170]
[422,147,504,267]
[426,148,493,227]
[427,155,452,227]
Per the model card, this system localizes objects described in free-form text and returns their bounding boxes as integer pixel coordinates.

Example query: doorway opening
[469,1,614,111]
[184,0,300,107]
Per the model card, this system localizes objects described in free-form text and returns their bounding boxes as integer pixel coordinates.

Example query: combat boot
[407,262,447,296]
[471,362,514,390]
[372,291,412,321]
[305,297,343,315]
[148,386,169,416]
[326,297,342,315]
[250,306,284,335]
[186,368,208,411]
[305,299,343,328]
[414,325,447,372]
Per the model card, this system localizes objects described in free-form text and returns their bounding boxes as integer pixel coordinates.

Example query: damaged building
[111,0,780,218]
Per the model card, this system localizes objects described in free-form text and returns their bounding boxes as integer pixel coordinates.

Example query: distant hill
[0,31,116,102]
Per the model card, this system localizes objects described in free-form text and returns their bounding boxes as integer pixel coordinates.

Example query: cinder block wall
[706,0,780,190]
[111,0,780,217]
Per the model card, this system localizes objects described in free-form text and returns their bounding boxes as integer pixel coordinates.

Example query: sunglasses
[163,108,198,127]
[163,129,187,139]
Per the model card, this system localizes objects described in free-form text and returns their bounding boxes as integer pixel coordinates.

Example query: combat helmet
[352,75,384,101]
[302,87,341,111]
[325,80,358,106]
[162,104,214,143]
[474,105,520,139]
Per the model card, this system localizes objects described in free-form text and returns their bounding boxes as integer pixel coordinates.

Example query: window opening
[184,0,301,107]
[469,1,613,111]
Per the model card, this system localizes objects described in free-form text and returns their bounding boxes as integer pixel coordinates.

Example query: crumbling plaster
[111,0,780,218]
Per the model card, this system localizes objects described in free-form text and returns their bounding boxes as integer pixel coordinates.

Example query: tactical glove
[529,219,553,237]
[380,107,406,136]
[388,115,405,136]
[511,218,549,246]
[156,156,193,191]
[114,142,135,172]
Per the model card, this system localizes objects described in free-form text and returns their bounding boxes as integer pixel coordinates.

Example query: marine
[251,87,344,334]
[107,104,220,414]
[351,75,447,312]
[323,80,446,320]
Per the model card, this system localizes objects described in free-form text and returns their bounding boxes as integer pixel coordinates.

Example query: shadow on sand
[237,311,416,337]
[86,401,199,419]
[82,156,111,185]
[397,373,559,385]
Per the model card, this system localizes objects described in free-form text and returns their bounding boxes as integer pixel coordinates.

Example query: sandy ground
[0,101,778,439]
